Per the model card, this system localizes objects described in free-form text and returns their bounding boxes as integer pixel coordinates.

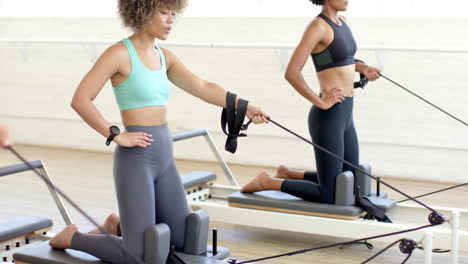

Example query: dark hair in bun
[310,0,323,6]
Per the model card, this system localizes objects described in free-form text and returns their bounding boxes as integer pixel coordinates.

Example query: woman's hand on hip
[246,104,270,124]
[113,132,153,147]
[318,88,345,110]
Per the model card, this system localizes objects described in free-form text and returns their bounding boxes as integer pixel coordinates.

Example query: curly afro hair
[310,0,324,6]
[118,0,188,31]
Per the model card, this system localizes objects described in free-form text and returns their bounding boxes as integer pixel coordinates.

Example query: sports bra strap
[154,44,166,70]
[122,38,139,63]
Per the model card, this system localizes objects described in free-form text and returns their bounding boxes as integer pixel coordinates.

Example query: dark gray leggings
[70,124,190,263]
[281,97,359,204]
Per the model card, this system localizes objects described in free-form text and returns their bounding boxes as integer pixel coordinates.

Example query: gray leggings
[70,124,191,264]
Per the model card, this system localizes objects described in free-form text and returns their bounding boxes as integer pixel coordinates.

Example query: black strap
[221,92,249,153]
[355,195,392,223]
[354,74,368,89]
[354,59,369,89]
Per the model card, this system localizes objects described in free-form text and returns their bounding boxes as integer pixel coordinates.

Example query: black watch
[106,125,120,146]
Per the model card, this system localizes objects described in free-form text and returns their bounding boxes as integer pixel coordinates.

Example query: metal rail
[0,161,72,225]
[172,129,238,186]
[1,38,468,54]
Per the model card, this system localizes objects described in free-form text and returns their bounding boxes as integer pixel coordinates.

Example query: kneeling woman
[241,0,380,204]
[49,0,268,263]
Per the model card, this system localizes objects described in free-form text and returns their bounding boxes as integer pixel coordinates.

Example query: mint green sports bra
[113,38,170,111]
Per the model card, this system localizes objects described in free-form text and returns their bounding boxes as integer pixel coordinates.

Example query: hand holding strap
[354,59,369,89]
[221,92,249,153]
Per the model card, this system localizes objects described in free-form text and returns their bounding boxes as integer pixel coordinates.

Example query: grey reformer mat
[228,191,365,220]
[181,171,216,189]
[228,164,396,220]
[13,242,230,264]
[13,242,105,264]
[0,216,53,242]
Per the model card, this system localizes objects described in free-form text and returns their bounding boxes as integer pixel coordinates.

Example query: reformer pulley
[428,212,446,226]
[399,239,417,254]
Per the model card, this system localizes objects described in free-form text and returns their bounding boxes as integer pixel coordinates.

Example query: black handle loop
[221,92,249,153]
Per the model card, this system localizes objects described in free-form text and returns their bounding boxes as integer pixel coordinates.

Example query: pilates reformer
[1,129,466,263]
[0,160,229,264]
[172,129,467,258]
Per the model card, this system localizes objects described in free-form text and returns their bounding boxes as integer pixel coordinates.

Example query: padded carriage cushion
[181,171,216,189]
[355,163,372,196]
[228,191,364,220]
[13,242,229,264]
[0,216,53,241]
[144,224,170,264]
[335,171,355,206]
[184,210,209,255]
[13,241,105,264]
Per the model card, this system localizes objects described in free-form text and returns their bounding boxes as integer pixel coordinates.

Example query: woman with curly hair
[242,0,380,204]
[49,0,269,263]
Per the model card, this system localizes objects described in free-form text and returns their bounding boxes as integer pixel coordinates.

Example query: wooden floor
[0,144,467,264]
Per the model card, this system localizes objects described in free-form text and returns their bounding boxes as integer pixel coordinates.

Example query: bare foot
[49,224,78,249]
[272,165,289,179]
[241,170,271,193]
[89,213,120,235]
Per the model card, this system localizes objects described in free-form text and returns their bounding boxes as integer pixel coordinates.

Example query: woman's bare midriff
[121,106,167,127]
[316,64,355,97]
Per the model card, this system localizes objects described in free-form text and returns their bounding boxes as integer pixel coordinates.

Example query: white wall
[0,17,467,183]
[1,0,468,18]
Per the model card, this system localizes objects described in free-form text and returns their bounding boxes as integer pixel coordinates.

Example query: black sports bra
[311,13,357,72]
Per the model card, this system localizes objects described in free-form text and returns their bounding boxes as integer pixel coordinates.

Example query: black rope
[397,182,468,203]
[380,74,468,127]
[361,239,404,264]
[7,146,143,264]
[237,224,435,264]
[400,251,414,264]
[266,118,440,214]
